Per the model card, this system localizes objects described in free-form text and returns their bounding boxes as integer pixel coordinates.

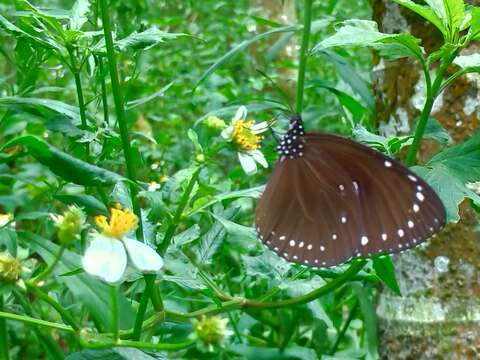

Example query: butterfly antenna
[256,69,295,113]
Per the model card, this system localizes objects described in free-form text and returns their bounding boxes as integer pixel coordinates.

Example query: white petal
[221,125,234,140]
[238,152,257,175]
[233,105,247,121]
[251,121,269,134]
[249,149,268,168]
[82,235,127,283]
[123,238,164,273]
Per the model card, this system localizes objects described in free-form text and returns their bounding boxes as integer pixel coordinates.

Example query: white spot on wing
[381,233,387,241]
[361,236,369,246]
[298,241,304,248]
[341,216,347,224]
[408,220,414,228]
[398,229,405,237]
[332,233,337,240]
[279,235,286,240]
[408,174,418,182]
[416,192,425,202]
[413,203,420,212]
[307,244,313,250]
[289,240,296,247]
[320,246,325,251]
[384,160,392,167]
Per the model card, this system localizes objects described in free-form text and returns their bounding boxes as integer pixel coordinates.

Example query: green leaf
[125,83,173,110]
[0,96,90,124]
[413,131,480,222]
[70,0,90,31]
[308,79,370,121]
[162,275,206,291]
[351,283,378,359]
[393,0,447,35]
[319,50,376,112]
[65,347,159,360]
[188,185,264,215]
[172,225,201,247]
[372,256,401,295]
[23,232,135,331]
[469,7,480,40]
[313,20,424,62]
[54,194,108,216]
[352,124,413,156]
[414,117,451,145]
[210,213,257,242]
[117,27,187,51]
[1,136,126,186]
[194,25,298,89]
[231,344,318,360]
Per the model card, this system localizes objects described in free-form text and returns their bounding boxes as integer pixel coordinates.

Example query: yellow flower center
[232,120,263,151]
[95,204,138,239]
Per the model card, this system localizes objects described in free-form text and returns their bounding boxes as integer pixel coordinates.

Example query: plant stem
[27,283,80,332]
[67,45,90,159]
[0,311,74,333]
[97,56,110,126]
[110,285,119,341]
[330,299,359,354]
[295,0,313,114]
[32,245,65,284]
[405,50,458,166]
[157,167,201,254]
[99,0,143,240]
[0,296,9,360]
[81,337,195,351]
[132,276,154,341]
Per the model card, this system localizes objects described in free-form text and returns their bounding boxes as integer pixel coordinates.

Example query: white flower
[0,213,14,228]
[82,205,163,284]
[221,105,269,175]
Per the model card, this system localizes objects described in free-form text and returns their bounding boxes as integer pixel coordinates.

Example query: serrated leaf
[117,27,186,51]
[1,136,126,186]
[394,0,447,35]
[70,0,90,30]
[313,20,424,62]
[372,256,401,295]
[172,225,201,247]
[413,131,480,222]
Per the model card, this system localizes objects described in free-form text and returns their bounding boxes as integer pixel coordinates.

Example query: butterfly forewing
[255,132,446,268]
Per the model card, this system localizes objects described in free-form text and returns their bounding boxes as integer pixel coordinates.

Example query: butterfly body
[255,116,446,268]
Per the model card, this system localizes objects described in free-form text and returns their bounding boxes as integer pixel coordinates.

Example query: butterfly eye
[255,115,446,268]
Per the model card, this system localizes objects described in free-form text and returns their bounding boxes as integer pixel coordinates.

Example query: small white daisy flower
[221,105,269,175]
[82,204,163,284]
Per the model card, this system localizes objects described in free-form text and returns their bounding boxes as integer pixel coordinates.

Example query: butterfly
[255,115,446,268]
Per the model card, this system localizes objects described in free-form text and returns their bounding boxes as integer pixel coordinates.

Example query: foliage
[0,0,479,359]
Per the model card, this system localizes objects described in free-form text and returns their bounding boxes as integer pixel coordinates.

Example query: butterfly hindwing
[255,132,446,268]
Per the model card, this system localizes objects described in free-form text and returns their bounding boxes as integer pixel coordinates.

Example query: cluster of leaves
[0,0,479,359]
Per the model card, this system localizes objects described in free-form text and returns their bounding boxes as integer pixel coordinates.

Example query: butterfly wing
[255,133,446,267]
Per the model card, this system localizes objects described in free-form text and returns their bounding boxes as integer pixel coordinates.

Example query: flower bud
[204,116,226,131]
[194,315,232,347]
[0,253,22,283]
[52,206,85,245]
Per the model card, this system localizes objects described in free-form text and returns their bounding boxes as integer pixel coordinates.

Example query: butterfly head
[276,115,305,159]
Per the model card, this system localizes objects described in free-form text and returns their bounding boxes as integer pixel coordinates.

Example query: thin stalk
[295,0,313,114]
[405,50,458,166]
[0,311,74,333]
[13,290,65,360]
[0,296,9,360]
[80,337,195,351]
[132,276,154,341]
[99,0,143,240]
[330,299,359,354]
[32,246,65,284]
[97,56,110,126]
[27,283,80,332]
[67,45,90,158]
[110,285,119,341]
[157,167,201,254]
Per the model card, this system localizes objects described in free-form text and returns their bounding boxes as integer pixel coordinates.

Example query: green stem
[27,283,80,331]
[97,56,110,126]
[157,167,201,255]
[295,0,313,114]
[405,51,458,166]
[81,337,195,351]
[99,0,143,240]
[132,276,154,341]
[0,296,9,360]
[32,246,65,284]
[67,45,90,159]
[330,299,359,354]
[110,285,119,341]
[0,311,74,333]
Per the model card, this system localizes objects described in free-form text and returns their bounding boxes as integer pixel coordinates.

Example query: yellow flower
[231,119,264,151]
[95,204,138,239]
[0,252,22,283]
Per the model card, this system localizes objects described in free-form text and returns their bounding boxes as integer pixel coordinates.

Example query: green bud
[204,116,226,131]
[196,153,205,163]
[0,253,22,283]
[194,315,232,346]
[52,206,85,245]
